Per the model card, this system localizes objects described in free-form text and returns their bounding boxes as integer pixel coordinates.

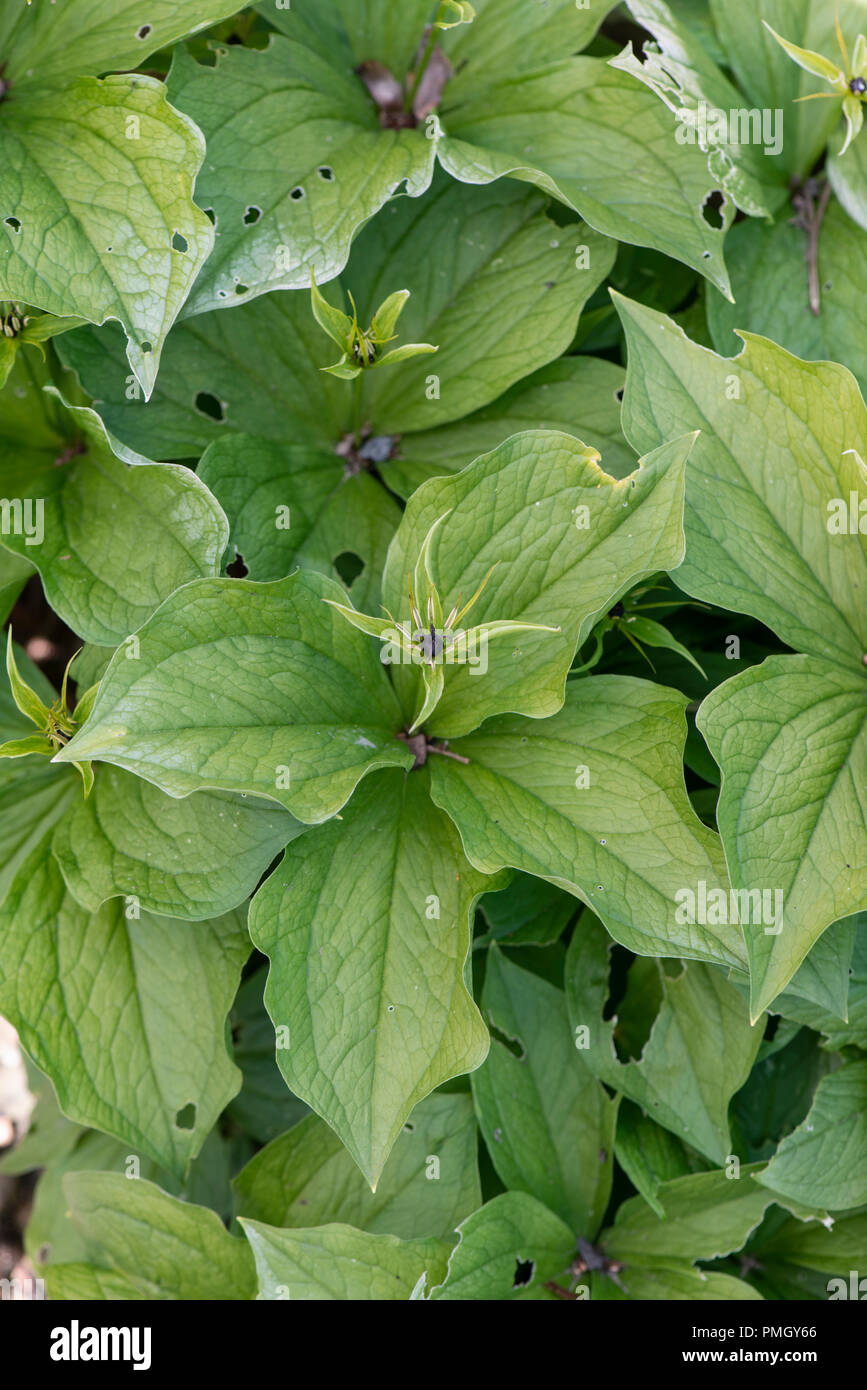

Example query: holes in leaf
[174,1103,196,1130]
[140,341,152,353]
[234,283,249,295]
[290,186,305,201]
[194,391,225,422]
[615,387,624,403]
[512,1258,535,1289]
[701,191,725,229]
[226,551,249,578]
[333,550,364,585]
[488,1018,526,1061]
[137,24,152,40]
[5,217,21,232]
[203,208,217,226]
[243,205,262,225]
[317,166,335,181]
[172,231,188,253]
[403,1121,415,1133]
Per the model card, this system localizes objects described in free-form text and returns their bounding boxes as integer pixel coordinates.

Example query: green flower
[325,511,560,732]
[765,13,867,155]
[309,274,437,381]
[1,631,96,795]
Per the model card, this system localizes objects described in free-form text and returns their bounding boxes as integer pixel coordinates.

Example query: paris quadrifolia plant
[0,632,95,794]
[326,510,561,731]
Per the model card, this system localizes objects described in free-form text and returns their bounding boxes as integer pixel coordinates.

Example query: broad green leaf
[0,77,216,396]
[166,39,436,315]
[240,1218,450,1301]
[58,291,345,460]
[754,1209,867,1277]
[234,1093,480,1240]
[248,770,494,1187]
[775,914,867,1050]
[707,201,867,397]
[344,175,616,433]
[382,430,691,737]
[430,681,745,970]
[438,60,732,296]
[596,1263,763,1299]
[0,842,250,1177]
[197,436,400,612]
[708,0,867,177]
[0,400,228,644]
[0,0,244,86]
[382,356,633,498]
[52,765,301,920]
[614,0,788,218]
[565,912,761,1163]
[44,1264,145,1301]
[732,1025,836,1163]
[444,0,616,78]
[426,1192,576,1300]
[57,570,413,821]
[764,912,856,1021]
[603,1167,779,1264]
[472,946,617,1235]
[699,656,867,1015]
[613,1101,700,1218]
[0,759,77,906]
[64,1173,256,1300]
[616,294,867,669]
[262,0,446,92]
[756,1062,867,1210]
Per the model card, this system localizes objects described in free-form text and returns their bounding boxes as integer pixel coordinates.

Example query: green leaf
[478,872,576,948]
[64,1173,257,1300]
[614,1,788,218]
[0,77,216,396]
[775,914,867,1050]
[443,0,616,78]
[234,1093,480,1241]
[0,0,244,87]
[0,399,228,645]
[756,1062,867,1210]
[382,356,633,499]
[754,1209,867,1277]
[0,758,77,906]
[345,174,616,433]
[473,946,617,1234]
[426,1191,576,1300]
[382,430,691,738]
[698,656,867,1015]
[44,1264,146,1301]
[613,1101,699,1219]
[52,765,301,920]
[165,39,436,315]
[602,1166,780,1265]
[0,842,250,1177]
[0,549,33,625]
[248,770,494,1187]
[57,570,413,821]
[762,24,845,84]
[430,681,745,970]
[196,435,401,611]
[596,1262,763,1300]
[58,292,346,460]
[828,126,867,231]
[616,294,867,670]
[565,912,761,1163]
[438,60,732,296]
[239,1217,450,1301]
[706,201,867,398]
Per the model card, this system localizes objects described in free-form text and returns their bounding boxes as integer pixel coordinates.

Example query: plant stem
[352,373,363,448]
[405,2,448,113]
